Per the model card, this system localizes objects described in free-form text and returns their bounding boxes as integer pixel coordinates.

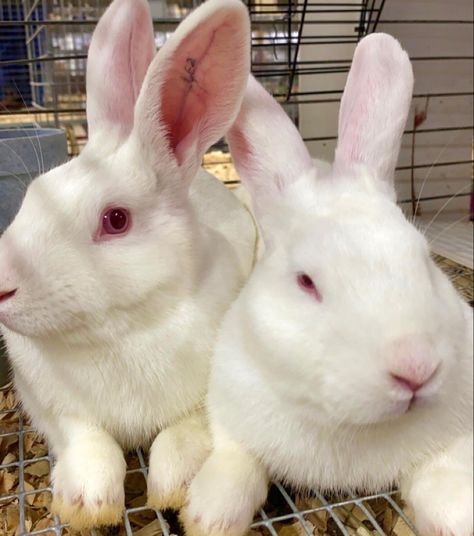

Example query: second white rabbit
[183,34,473,536]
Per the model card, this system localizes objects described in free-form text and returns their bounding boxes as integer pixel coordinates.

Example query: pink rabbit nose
[390,370,436,393]
[0,289,17,303]
[388,335,439,393]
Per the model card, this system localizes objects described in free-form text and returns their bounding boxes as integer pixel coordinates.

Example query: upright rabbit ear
[227,75,314,218]
[334,33,414,197]
[86,0,155,141]
[133,0,250,189]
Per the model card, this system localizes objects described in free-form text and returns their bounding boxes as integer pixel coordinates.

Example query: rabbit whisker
[0,169,28,192]
[0,139,34,185]
[422,183,471,236]
[411,141,451,223]
[12,81,45,176]
[0,102,36,187]
[428,213,470,248]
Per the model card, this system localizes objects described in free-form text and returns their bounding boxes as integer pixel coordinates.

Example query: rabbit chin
[317,380,448,428]
[0,283,112,340]
[0,309,84,339]
[298,387,440,428]
[353,395,436,425]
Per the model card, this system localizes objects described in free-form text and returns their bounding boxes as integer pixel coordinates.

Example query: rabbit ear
[133,0,250,188]
[334,33,414,195]
[86,0,155,141]
[227,75,314,218]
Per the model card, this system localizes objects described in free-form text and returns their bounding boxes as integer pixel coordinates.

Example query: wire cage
[0,2,31,107]
[0,1,473,535]
[0,1,387,152]
[1,1,472,216]
[1,0,472,217]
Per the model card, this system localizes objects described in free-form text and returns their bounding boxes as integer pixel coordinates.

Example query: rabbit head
[228,34,472,428]
[0,0,250,339]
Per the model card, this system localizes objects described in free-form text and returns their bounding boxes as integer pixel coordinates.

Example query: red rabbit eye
[97,207,131,240]
[103,208,129,233]
[297,272,322,302]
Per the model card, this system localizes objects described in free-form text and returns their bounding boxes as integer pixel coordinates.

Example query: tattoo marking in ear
[182,56,207,96]
[184,57,197,85]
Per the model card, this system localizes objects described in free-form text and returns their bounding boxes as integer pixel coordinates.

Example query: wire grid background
[0,1,385,114]
[0,0,472,215]
[0,257,472,535]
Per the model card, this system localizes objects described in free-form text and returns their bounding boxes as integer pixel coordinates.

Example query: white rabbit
[183,34,473,536]
[0,0,255,529]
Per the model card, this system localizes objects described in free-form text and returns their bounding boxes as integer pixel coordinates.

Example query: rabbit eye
[297,272,322,302]
[99,207,131,238]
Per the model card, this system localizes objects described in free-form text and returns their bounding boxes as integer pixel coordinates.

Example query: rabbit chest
[4,302,216,448]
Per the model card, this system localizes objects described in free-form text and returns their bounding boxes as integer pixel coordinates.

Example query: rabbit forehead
[299,206,426,259]
[283,178,424,255]
[284,200,432,299]
[21,145,154,222]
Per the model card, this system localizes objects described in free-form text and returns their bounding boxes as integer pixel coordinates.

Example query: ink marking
[184,57,197,84]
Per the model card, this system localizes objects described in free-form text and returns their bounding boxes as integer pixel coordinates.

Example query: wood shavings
[277,522,308,536]
[133,519,164,536]
[24,460,49,478]
[0,387,17,413]
[125,471,147,509]
[0,500,19,535]
[202,151,239,184]
[0,466,18,495]
[239,489,416,535]
[1,436,19,465]
[24,432,48,460]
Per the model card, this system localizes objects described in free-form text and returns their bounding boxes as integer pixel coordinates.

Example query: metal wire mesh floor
[0,404,419,536]
[1,256,473,536]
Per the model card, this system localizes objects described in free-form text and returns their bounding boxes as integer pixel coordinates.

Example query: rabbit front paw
[180,448,268,536]
[51,438,126,529]
[407,468,473,536]
[147,412,211,511]
[404,436,473,536]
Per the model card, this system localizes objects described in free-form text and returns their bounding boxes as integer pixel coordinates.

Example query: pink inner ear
[160,17,233,164]
[228,126,254,174]
[335,33,414,183]
[337,52,386,165]
[86,0,155,139]
[229,124,273,202]
[227,75,314,217]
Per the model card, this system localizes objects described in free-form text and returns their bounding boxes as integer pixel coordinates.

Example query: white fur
[0,0,255,528]
[402,436,473,536]
[50,424,126,528]
[183,429,268,536]
[146,410,213,510]
[184,34,473,536]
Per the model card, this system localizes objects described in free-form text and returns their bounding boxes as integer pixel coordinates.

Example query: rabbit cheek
[0,254,21,328]
[0,290,17,328]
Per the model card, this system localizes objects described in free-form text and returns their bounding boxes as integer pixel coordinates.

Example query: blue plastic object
[0,3,32,105]
[0,128,68,231]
